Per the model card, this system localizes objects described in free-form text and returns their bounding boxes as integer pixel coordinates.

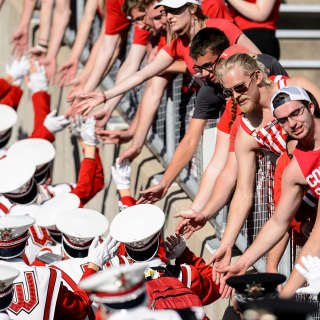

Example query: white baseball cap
[154,0,201,9]
[110,204,165,262]
[56,208,109,258]
[271,86,311,113]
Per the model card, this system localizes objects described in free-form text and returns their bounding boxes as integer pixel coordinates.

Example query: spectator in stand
[225,0,281,59]
[137,28,287,204]
[216,86,320,299]
[96,0,187,147]
[174,55,320,296]
[71,0,260,118]
[264,94,319,274]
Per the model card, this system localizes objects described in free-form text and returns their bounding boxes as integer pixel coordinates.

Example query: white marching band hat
[0,215,35,259]
[110,204,165,262]
[79,263,149,310]
[0,105,17,148]
[7,138,56,184]
[36,193,81,243]
[0,154,37,205]
[56,208,109,258]
[0,265,20,311]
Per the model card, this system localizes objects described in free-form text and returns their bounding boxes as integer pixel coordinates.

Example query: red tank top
[294,148,320,199]
[240,76,288,156]
[241,117,287,156]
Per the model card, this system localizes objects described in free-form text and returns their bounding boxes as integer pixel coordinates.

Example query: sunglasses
[222,72,256,98]
[193,55,220,74]
[275,105,307,126]
[152,10,166,20]
[164,4,188,15]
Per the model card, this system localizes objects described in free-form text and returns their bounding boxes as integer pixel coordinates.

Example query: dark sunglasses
[164,4,188,15]
[193,55,220,74]
[222,72,256,98]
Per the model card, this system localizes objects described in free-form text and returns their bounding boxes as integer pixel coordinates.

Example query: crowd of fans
[0,0,320,319]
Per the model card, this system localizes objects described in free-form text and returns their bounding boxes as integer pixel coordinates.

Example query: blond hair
[216,53,272,86]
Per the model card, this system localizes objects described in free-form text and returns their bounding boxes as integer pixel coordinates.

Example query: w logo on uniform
[9,271,39,314]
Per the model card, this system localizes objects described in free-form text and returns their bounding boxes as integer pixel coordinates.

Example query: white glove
[27,62,48,93]
[118,201,129,212]
[69,115,84,138]
[5,56,30,86]
[111,158,131,190]
[88,235,120,268]
[296,255,320,295]
[81,117,98,146]
[165,234,186,260]
[44,110,70,134]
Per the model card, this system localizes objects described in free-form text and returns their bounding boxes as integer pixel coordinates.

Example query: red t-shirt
[104,0,150,45]
[229,0,281,31]
[163,19,243,74]
[133,26,150,46]
[105,0,130,34]
[202,0,233,21]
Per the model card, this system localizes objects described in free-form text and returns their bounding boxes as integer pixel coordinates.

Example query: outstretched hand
[174,208,207,239]
[216,261,247,298]
[206,245,233,292]
[71,91,106,115]
[137,182,169,204]
[97,129,133,145]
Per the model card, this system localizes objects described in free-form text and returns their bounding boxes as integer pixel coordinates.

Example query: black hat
[227,273,286,297]
[227,273,286,310]
[244,298,316,320]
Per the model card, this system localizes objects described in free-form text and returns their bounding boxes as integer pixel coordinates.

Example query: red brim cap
[220,45,251,60]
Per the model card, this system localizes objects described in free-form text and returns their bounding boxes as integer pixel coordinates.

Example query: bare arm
[287,77,320,107]
[46,0,71,59]
[136,118,206,204]
[103,48,173,99]
[11,0,37,58]
[236,34,261,54]
[37,0,54,46]
[200,151,238,219]
[226,0,278,22]
[218,129,258,249]
[282,199,320,298]
[81,33,124,93]
[266,231,291,273]
[221,159,304,277]
[119,75,170,161]
[191,130,231,213]
[67,0,98,62]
